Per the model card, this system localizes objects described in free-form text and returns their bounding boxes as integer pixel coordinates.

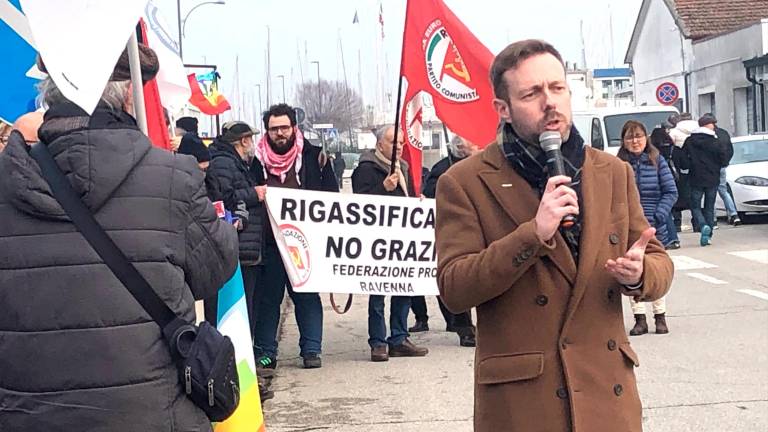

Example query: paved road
[263,218,768,432]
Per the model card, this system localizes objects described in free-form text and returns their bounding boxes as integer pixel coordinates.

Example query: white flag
[20,0,149,114]
[143,1,190,110]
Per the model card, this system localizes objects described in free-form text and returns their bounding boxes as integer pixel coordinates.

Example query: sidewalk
[263,295,475,432]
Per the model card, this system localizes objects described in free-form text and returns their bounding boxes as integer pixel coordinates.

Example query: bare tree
[296,80,364,134]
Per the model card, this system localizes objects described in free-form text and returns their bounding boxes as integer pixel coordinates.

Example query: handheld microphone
[539,131,576,229]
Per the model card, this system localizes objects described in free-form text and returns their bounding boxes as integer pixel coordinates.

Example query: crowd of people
[0,36,744,431]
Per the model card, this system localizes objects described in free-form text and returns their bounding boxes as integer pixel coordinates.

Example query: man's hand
[534,176,579,243]
[170,136,182,152]
[255,185,267,202]
[383,173,400,192]
[605,227,656,286]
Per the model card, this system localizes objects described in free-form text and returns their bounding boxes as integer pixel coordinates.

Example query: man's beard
[268,133,295,155]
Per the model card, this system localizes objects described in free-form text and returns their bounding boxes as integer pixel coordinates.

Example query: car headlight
[735,176,768,187]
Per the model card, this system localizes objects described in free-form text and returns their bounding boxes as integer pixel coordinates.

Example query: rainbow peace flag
[188,72,231,115]
[214,265,266,431]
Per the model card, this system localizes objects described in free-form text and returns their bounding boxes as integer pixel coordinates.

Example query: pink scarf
[255,127,304,184]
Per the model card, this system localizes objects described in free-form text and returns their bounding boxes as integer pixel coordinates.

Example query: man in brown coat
[435,39,674,432]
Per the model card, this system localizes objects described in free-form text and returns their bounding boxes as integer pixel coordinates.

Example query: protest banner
[266,188,439,297]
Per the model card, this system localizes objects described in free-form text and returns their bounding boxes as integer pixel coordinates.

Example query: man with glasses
[249,103,339,372]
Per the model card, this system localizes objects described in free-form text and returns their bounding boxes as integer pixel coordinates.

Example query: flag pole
[127,30,148,135]
[390,0,410,174]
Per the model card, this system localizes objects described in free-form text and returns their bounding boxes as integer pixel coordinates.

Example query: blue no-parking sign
[656,82,679,106]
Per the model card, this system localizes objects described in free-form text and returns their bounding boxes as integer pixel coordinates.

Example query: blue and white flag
[0,0,40,124]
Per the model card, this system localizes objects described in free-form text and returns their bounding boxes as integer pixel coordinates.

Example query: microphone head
[539,131,562,152]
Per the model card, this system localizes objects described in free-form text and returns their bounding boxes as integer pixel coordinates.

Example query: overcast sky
[158,0,642,119]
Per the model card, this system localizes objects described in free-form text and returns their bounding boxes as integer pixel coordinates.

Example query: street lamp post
[256,84,263,120]
[276,75,286,103]
[310,61,323,150]
[176,0,226,60]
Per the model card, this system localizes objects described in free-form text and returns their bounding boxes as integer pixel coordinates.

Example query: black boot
[654,313,669,334]
[629,314,648,336]
[408,320,429,332]
[258,376,274,402]
[457,326,476,347]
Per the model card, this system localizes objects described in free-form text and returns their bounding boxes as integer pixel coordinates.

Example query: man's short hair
[666,113,680,128]
[262,103,297,129]
[490,39,564,102]
[375,124,394,144]
[698,113,717,127]
[448,134,464,155]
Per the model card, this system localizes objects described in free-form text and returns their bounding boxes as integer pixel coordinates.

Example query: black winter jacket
[237,140,339,253]
[681,130,726,188]
[716,126,734,167]
[351,150,415,197]
[422,153,465,198]
[0,104,238,431]
[206,139,264,264]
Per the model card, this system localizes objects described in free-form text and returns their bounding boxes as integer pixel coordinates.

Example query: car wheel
[737,211,752,224]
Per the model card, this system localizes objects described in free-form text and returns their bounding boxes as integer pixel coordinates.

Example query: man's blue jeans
[690,186,717,231]
[717,167,738,217]
[664,211,679,245]
[368,295,410,348]
[249,244,323,360]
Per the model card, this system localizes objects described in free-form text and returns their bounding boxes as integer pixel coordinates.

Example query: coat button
[522,248,534,259]
[607,288,616,300]
[536,295,549,306]
[556,388,568,399]
[607,339,617,351]
[609,233,620,245]
[614,384,623,396]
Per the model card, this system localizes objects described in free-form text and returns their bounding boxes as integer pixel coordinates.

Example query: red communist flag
[138,20,172,150]
[399,0,497,193]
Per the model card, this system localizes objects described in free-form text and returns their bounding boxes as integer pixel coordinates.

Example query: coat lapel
[477,145,577,285]
[563,148,613,324]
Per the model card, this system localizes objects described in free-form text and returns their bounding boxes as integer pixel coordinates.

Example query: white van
[573,106,680,155]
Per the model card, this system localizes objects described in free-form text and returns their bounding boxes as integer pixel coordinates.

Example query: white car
[573,106,679,156]
[716,134,768,221]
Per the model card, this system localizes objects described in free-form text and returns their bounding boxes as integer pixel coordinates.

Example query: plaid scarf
[499,123,585,262]
[255,127,304,185]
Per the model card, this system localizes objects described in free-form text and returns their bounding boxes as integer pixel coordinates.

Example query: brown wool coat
[436,144,674,432]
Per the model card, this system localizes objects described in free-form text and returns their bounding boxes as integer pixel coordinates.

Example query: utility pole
[266,26,272,106]
[255,84,262,117]
[277,75,286,103]
[580,20,587,70]
[311,60,324,150]
[176,0,183,60]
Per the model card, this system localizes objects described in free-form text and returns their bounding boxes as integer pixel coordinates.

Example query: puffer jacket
[206,139,264,265]
[0,103,238,431]
[623,152,678,243]
[681,128,726,188]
